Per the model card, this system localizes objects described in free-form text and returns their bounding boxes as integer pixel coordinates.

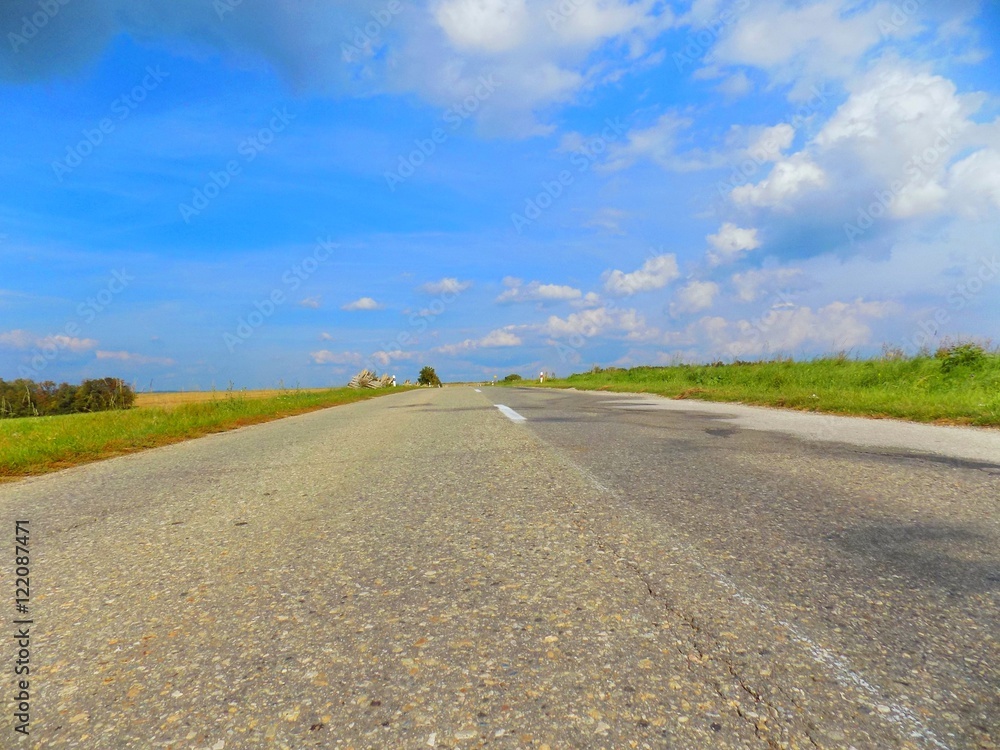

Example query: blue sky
[1,0,998,388]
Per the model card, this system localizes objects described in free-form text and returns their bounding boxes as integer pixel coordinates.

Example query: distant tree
[417,366,441,387]
[0,377,134,418]
[503,373,523,382]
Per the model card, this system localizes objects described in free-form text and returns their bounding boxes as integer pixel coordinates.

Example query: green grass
[518,352,1000,427]
[0,386,414,480]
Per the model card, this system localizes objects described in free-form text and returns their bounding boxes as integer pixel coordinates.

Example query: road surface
[1,387,997,749]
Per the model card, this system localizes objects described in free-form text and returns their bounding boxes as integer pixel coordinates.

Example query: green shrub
[936,342,987,373]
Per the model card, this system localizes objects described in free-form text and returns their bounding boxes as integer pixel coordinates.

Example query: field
[0,386,413,480]
[520,348,1000,427]
[134,388,329,409]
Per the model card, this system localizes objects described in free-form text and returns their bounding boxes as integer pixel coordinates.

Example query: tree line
[0,378,136,418]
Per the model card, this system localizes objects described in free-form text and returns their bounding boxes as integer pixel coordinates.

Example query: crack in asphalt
[526,423,957,750]
[593,532,787,749]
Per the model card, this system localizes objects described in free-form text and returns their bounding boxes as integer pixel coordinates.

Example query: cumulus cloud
[708,0,906,97]
[341,296,382,311]
[706,222,761,265]
[1,330,100,352]
[420,277,473,295]
[434,0,530,53]
[677,298,895,358]
[0,0,676,134]
[748,123,795,158]
[543,306,654,341]
[731,267,807,302]
[726,63,998,228]
[947,148,1000,218]
[299,296,322,309]
[0,329,35,348]
[436,326,523,354]
[603,253,680,295]
[497,278,582,303]
[479,328,522,347]
[369,349,418,367]
[716,70,753,97]
[572,291,603,308]
[669,280,719,316]
[95,350,175,366]
[730,155,826,209]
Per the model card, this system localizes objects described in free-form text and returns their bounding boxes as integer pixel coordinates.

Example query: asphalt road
[1,387,997,749]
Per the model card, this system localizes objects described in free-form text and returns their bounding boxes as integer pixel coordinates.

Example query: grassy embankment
[523,347,1000,427]
[0,386,414,480]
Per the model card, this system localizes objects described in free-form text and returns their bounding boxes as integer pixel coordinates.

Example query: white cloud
[603,253,680,295]
[299,296,322,309]
[749,123,795,157]
[341,297,382,311]
[392,0,675,135]
[946,148,1000,219]
[681,299,895,358]
[586,207,629,234]
[479,328,523,347]
[716,70,753,97]
[670,280,719,316]
[706,222,761,265]
[436,326,523,355]
[497,279,582,303]
[420,277,473,295]
[709,0,902,96]
[730,154,826,209]
[434,0,530,53]
[95,350,175,366]
[572,291,604,308]
[51,335,99,352]
[369,349,418,368]
[311,350,364,366]
[319,332,334,341]
[0,329,35,348]
[722,63,1000,230]
[602,113,720,172]
[543,306,655,340]
[731,267,807,302]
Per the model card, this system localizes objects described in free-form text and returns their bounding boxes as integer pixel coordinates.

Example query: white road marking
[474,388,481,392]
[552,448,952,750]
[496,405,526,423]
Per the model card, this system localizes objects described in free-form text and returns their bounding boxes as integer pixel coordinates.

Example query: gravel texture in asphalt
[1,386,996,749]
